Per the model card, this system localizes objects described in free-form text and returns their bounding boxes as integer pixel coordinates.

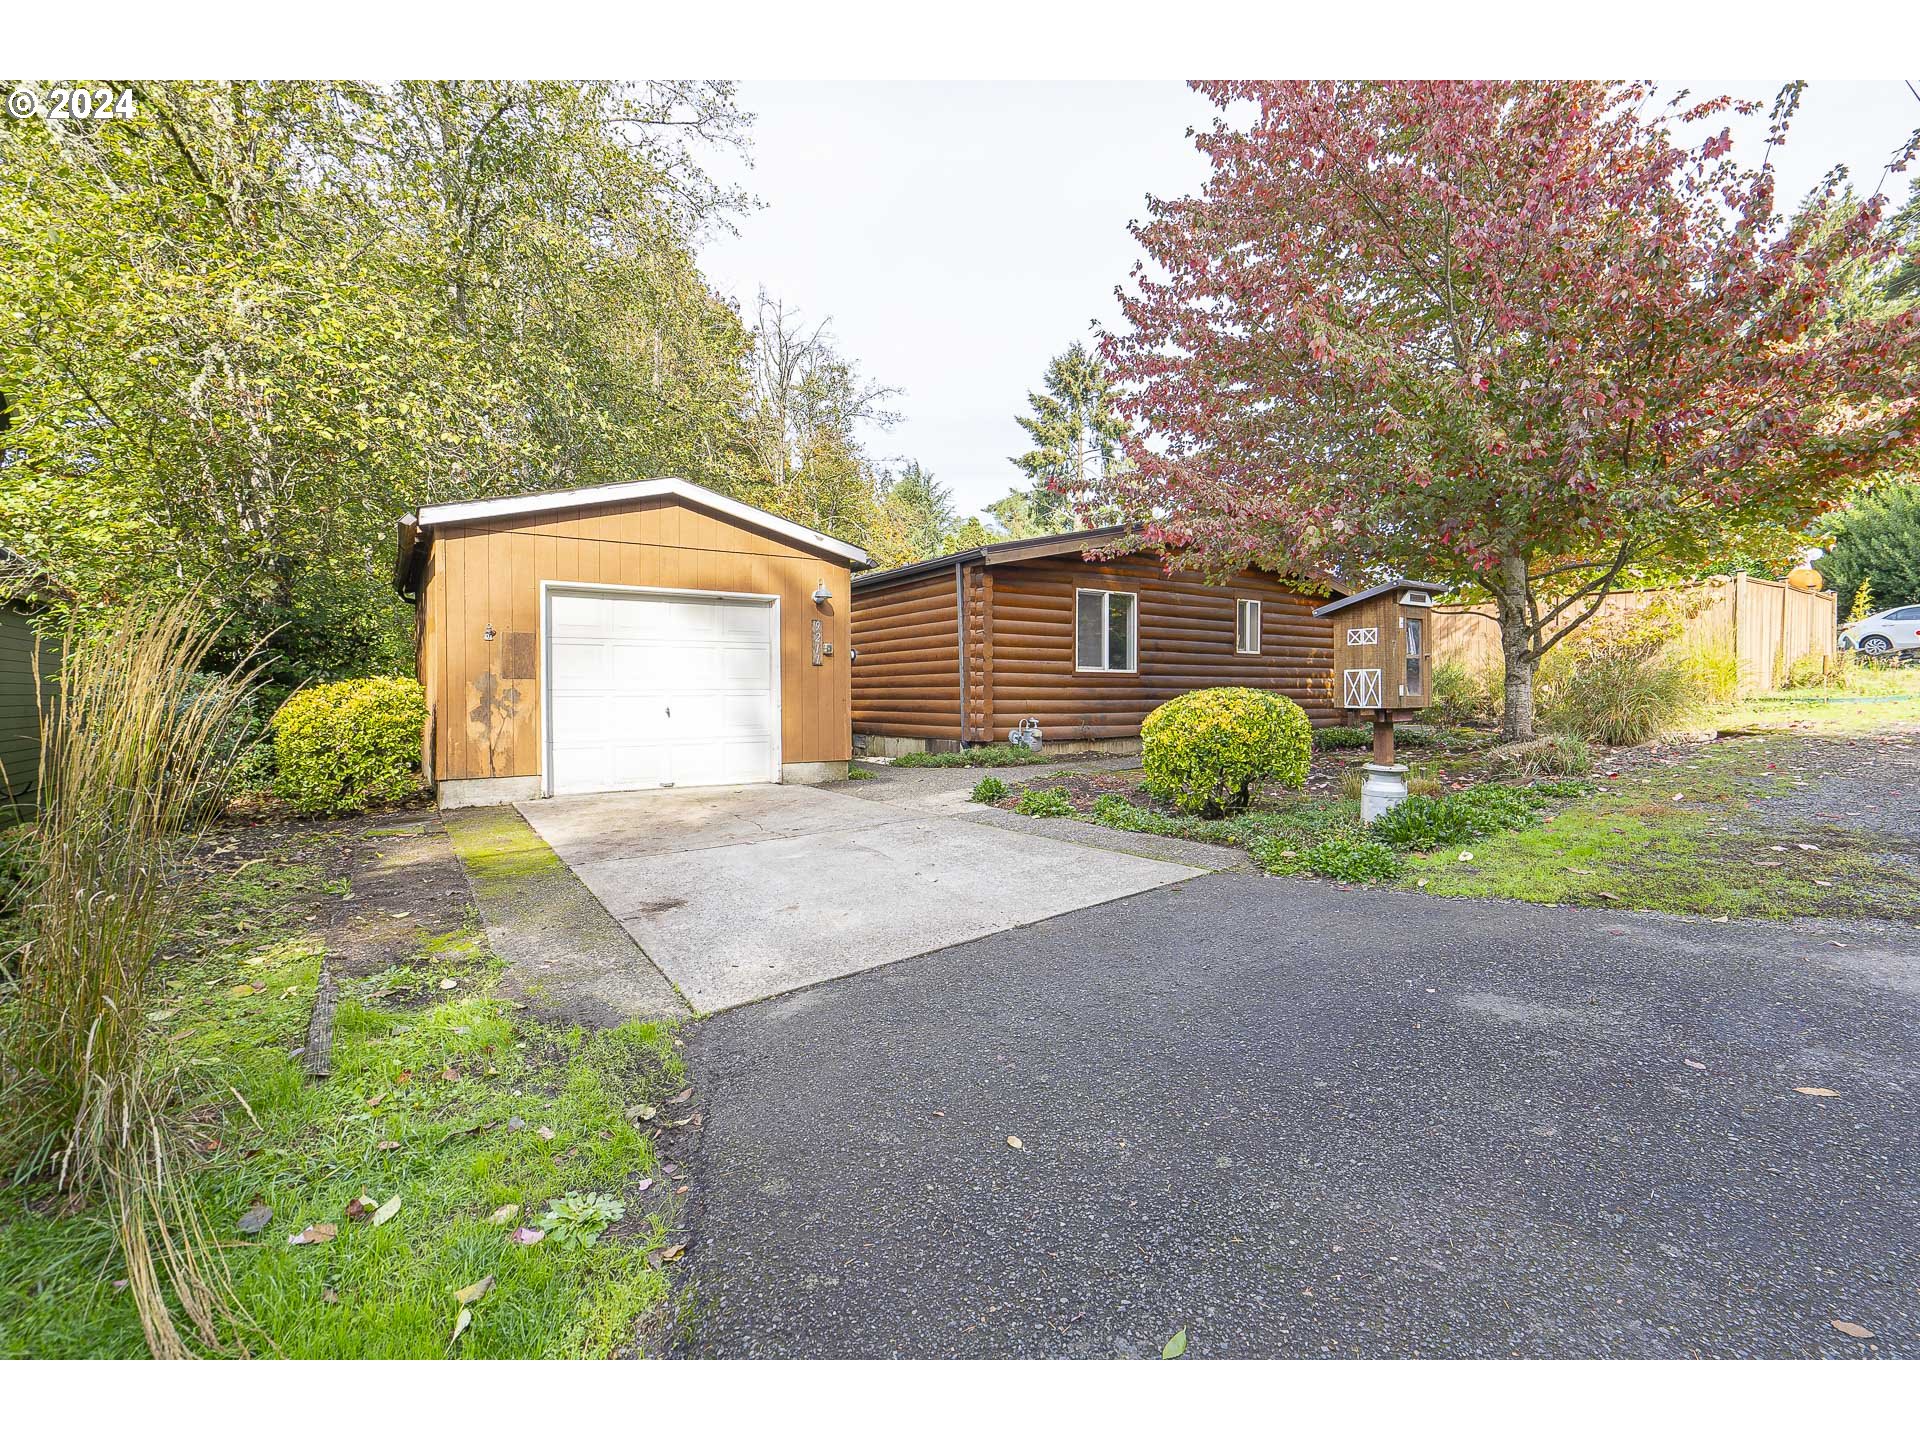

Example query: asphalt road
[675,874,1920,1358]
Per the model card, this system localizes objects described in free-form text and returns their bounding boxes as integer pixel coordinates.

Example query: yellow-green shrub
[1141,687,1311,817]
[272,677,427,815]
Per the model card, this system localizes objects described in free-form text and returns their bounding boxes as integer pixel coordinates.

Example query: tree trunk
[1492,555,1537,743]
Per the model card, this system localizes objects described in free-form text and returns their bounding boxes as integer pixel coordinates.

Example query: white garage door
[546,588,777,796]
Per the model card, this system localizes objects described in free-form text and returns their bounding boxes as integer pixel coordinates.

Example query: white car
[1840,604,1920,656]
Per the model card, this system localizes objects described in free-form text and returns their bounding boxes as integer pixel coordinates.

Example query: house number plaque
[811,618,824,665]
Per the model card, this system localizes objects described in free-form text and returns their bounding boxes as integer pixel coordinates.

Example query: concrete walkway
[442,806,689,1025]
[516,783,1203,1012]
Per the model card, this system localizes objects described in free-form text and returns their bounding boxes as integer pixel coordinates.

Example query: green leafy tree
[0,81,755,682]
[1816,484,1920,610]
[998,341,1127,534]
[866,462,957,566]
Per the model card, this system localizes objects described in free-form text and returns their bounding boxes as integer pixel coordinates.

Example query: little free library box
[1312,579,1446,816]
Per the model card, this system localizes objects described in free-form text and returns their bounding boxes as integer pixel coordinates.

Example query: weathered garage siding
[422,495,852,782]
[850,567,963,742]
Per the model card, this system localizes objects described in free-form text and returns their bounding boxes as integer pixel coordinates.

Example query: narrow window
[1075,588,1137,672]
[1236,598,1261,655]
[1076,590,1105,669]
[1403,615,1423,695]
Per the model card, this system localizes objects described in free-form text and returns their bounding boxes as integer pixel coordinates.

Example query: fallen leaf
[236,1203,273,1235]
[288,1223,337,1246]
[439,978,459,990]
[506,1116,525,1132]
[1794,1087,1841,1098]
[1831,1320,1874,1339]
[632,1104,658,1121]
[1684,1060,1707,1070]
[662,1161,680,1176]
[321,1287,339,1305]
[1671,793,1685,802]
[441,1066,460,1082]
[508,1226,544,1246]
[635,1178,654,1193]
[454,1274,495,1305]
[1457,851,1473,862]
[1795,844,1820,852]
[388,911,412,919]
[670,1088,693,1105]
[395,1070,413,1086]
[366,1093,387,1109]
[1007,1136,1024,1150]
[1812,879,1834,888]
[345,1195,375,1223]
[487,1204,520,1226]
[1566,867,1596,875]
[535,1126,555,1142]
[371,1194,402,1227]
[378,1139,402,1152]
[1828,941,1849,949]
[1162,1329,1188,1359]
[450,1306,472,1347]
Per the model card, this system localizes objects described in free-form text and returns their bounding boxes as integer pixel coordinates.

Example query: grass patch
[0,840,687,1358]
[1400,740,1918,921]
[845,765,877,781]
[887,742,1053,769]
[1012,786,1076,817]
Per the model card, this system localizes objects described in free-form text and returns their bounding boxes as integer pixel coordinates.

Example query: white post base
[1360,763,1410,823]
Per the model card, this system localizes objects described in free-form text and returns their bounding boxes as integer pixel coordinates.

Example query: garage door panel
[723,648,770,687]
[723,694,772,733]
[550,639,608,690]
[549,691,610,742]
[546,588,776,796]
[549,593,606,635]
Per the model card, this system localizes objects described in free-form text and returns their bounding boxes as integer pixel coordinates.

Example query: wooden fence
[1432,576,1836,694]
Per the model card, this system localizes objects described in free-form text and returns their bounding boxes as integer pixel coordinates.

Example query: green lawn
[0,843,687,1359]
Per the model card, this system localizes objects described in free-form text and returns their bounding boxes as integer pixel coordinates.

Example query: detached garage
[395,477,871,807]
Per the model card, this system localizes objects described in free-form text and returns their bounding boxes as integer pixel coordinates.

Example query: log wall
[852,552,1338,744]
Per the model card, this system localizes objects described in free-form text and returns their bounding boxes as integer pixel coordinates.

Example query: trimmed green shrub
[1142,687,1312,817]
[1259,830,1400,882]
[969,776,1009,804]
[271,677,427,815]
[1012,785,1075,817]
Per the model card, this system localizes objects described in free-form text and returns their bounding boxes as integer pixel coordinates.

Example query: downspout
[954,559,968,746]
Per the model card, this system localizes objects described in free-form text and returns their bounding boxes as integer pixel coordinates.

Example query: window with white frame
[1235,598,1261,654]
[1403,615,1424,695]
[1075,588,1137,672]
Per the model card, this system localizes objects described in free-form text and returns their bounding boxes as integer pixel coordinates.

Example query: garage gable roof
[395,477,872,596]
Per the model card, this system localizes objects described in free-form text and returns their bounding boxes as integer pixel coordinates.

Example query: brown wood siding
[851,551,1337,743]
[850,566,962,741]
[419,495,852,782]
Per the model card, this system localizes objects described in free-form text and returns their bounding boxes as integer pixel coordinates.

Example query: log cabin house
[850,527,1343,754]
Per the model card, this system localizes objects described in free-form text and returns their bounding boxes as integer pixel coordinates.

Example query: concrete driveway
[516,782,1202,1011]
[676,874,1920,1357]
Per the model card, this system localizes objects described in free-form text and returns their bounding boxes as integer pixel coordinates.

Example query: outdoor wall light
[812,580,831,604]
[483,624,496,641]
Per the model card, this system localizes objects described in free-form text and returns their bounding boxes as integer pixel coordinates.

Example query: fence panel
[1435,579,1835,695]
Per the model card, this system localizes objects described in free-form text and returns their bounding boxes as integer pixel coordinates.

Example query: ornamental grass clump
[1141,687,1311,818]
[0,599,262,1357]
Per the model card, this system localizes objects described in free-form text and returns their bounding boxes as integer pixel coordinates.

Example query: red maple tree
[1099,81,1920,738]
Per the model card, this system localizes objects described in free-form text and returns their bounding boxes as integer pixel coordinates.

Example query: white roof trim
[412,477,871,567]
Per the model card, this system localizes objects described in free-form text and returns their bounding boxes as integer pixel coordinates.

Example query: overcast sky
[700,80,1920,523]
